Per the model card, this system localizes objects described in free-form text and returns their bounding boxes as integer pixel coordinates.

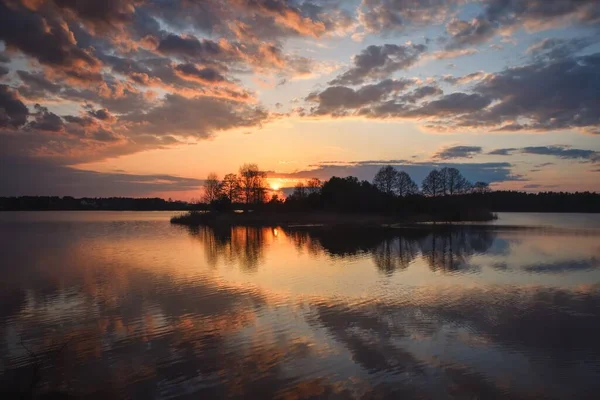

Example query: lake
[1,212,600,399]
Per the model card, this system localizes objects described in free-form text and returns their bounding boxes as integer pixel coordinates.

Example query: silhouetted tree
[441,167,471,195]
[203,173,222,203]
[239,164,267,205]
[293,182,307,198]
[396,171,419,196]
[422,170,444,197]
[472,181,491,194]
[221,173,241,203]
[373,166,398,195]
[306,178,322,195]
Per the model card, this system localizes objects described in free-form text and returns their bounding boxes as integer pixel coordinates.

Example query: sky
[0,0,599,199]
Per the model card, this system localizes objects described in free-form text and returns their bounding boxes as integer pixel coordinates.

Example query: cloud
[0,155,203,197]
[156,34,224,60]
[0,84,29,128]
[521,146,600,162]
[400,86,443,103]
[445,0,600,49]
[27,104,65,132]
[488,148,517,156]
[435,52,600,133]
[306,79,414,115]
[272,160,520,185]
[359,0,465,34]
[124,94,269,137]
[330,43,427,85]
[428,48,478,60]
[488,146,600,162]
[435,145,483,160]
[174,64,227,84]
[0,0,102,81]
[442,71,488,86]
[526,37,595,61]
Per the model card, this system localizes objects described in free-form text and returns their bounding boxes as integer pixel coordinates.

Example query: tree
[373,166,399,195]
[306,178,322,195]
[203,172,222,203]
[293,182,307,198]
[221,173,241,203]
[472,181,491,194]
[440,167,471,195]
[396,171,418,196]
[239,164,267,204]
[422,169,444,197]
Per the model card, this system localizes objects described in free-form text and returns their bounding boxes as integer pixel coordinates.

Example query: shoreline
[170,210,498,228]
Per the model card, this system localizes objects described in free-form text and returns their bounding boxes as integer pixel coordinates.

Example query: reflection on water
[1,212,600,399]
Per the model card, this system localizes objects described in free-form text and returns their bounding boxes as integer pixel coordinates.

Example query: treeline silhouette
[198,165,600,217]
[2,164,599,213]
[0,196,189,211]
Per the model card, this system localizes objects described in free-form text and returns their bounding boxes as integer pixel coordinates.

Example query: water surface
[1,212,600,399]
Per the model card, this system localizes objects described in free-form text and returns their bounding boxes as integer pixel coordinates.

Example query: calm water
[1,212,600,399]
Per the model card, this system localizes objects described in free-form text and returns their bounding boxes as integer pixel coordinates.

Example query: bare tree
[221,173,241,203]
[293,182,307,198]
[396,171,418,196]
[306,178,322,195]
[203,172,222,203]
[373,166,399,195]
[472,181,491,194]
[422,169,444,197]
[440,167,470,195]
[239,164,267,204]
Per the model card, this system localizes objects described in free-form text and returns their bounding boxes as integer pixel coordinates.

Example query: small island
[171,164,501,228]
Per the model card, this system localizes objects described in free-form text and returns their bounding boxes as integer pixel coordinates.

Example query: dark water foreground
[1,212,600,399]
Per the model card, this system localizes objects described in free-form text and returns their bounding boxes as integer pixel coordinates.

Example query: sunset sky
[1,0,599,199]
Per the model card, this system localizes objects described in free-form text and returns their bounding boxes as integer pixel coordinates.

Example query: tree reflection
[188,226,268,272]
[372,236,419,274]
[419,228,495,273]
[187,226,496,275]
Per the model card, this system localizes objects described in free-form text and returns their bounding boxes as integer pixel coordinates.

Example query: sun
[269,178,283,191]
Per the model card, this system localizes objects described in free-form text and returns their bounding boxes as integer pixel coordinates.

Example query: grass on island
[170,209,497,228]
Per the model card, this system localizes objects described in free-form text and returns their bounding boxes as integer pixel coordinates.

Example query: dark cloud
[52,0,136,30]
[0,1,101,78]
[0,65,8,76]
[521,146,600,162]
[274,160,520,185]
[0,84,29,128]
[435,145,483,160]
[527,37,595,61]
[124,94,269,137]
[330,44,427,85]
[174,64,227,84]
[306,79,414,115]
[400,85,443,103]
[0,155,203,197]
[407,92,491,116]
[446,0,600,49]
[87,108,114,121]
[16,70,63,98]
[488,146,600,162]
[488,148,517,156]
[439,53,600,133]
[157,34,223,60]
[0,52,9,63]
[359,0,465,34]
[27,104,64,132]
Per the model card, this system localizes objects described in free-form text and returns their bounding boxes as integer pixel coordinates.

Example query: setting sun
[270,182,281,191]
